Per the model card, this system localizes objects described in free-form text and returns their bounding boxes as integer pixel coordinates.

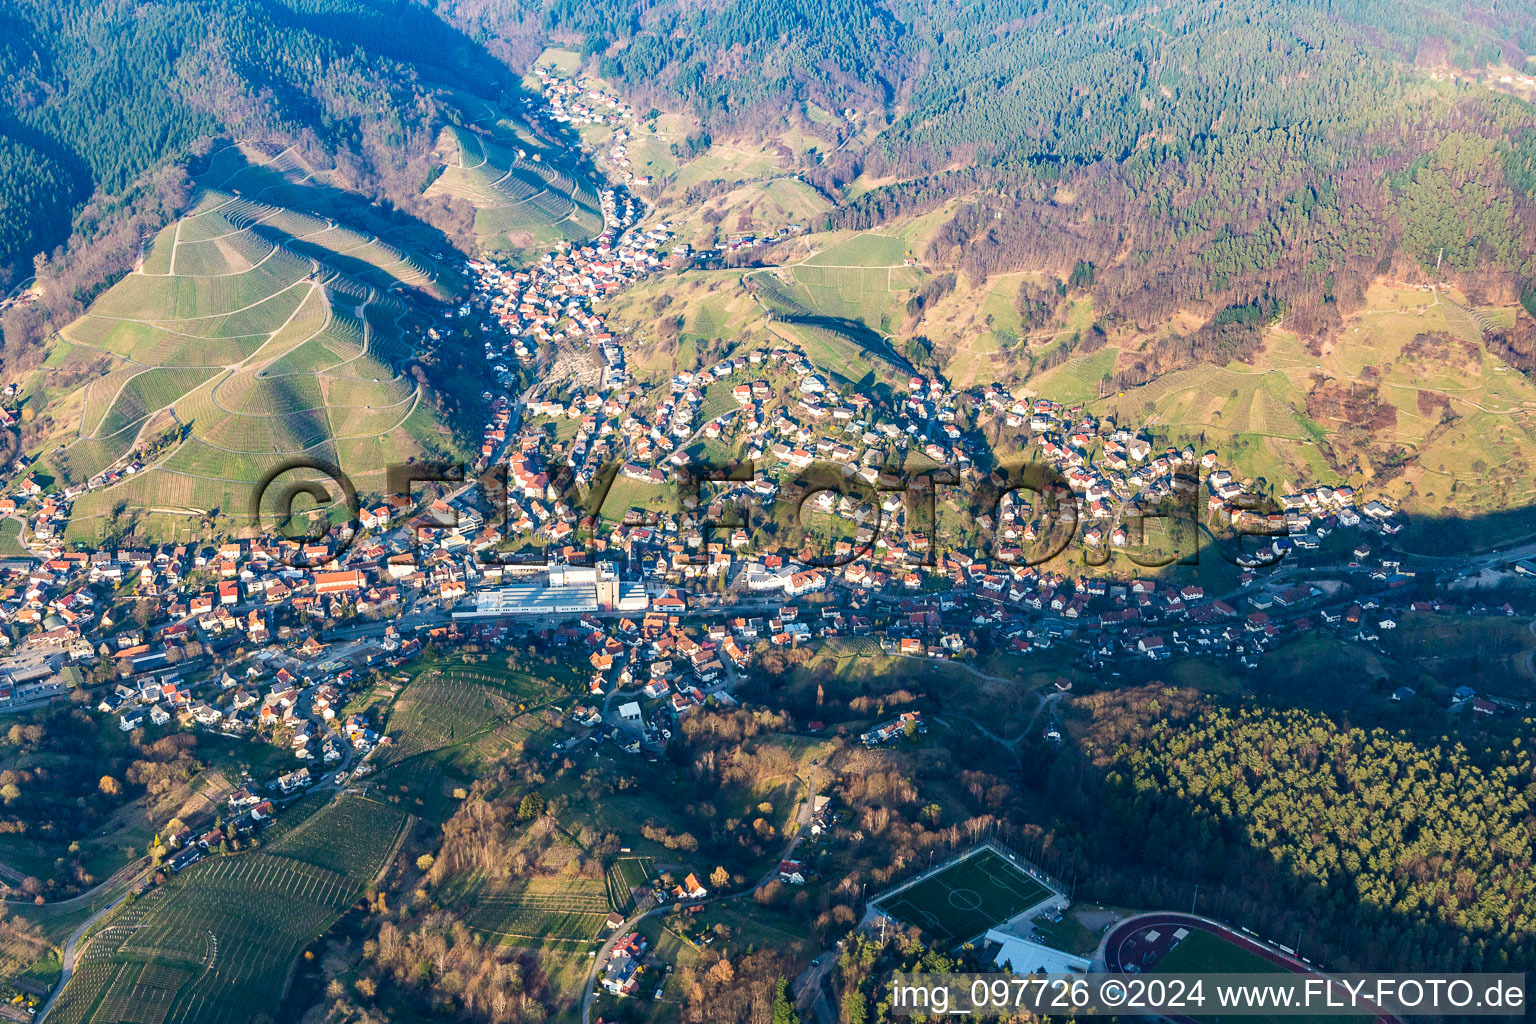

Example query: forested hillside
[1063,687,1534,973]
[539,0,1536,351]
[0,0,522,289]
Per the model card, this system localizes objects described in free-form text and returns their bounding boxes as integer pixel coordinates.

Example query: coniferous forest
[1064,687,1532,973]
[0,0,520,287]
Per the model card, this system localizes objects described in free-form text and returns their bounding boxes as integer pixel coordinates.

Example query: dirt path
[167,218,182,276]
[935,690,1066,765]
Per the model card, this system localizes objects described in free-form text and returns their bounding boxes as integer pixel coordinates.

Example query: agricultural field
[46,795,407,1024]
[0,518,27,557]
[607,220,943,392]
[598,269,771,382]
[605,856,655,914]
[437,802,618,953]
[610,194,1536,554]
[1375,612,1536,693]
[262,794,409,879]
[462,876,612,949]
[1066,283,1536,544]
[803,232,912,269]
[667,144,786,193]
[774,319,915,391]
[380,662,560,768]
[38,143,472,542]
[606,110,695,183]
[1212,612,1536,718]
[747,230,922,334]
[380,672,518,764]
[597,475,674,524]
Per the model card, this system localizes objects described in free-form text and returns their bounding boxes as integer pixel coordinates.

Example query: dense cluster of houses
[0,530,450,819]
[546,605,752,749]
[0,49,1516,814]
[530,65,651,190]
[84,589,409,750]
[0,245,1476,776]
[461,191,659,388]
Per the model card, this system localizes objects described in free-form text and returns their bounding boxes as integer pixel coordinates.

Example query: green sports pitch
[878,848,1056,946]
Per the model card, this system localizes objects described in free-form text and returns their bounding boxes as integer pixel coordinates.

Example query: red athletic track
[1101,912,1399,1024]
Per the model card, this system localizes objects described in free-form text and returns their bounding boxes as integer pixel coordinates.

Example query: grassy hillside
[668,176,830,250]
[608,171,1536,550]
[598,269,773,382]
[1068,283,1536,533]
[25,145,472,543]
[709,187,1536,541]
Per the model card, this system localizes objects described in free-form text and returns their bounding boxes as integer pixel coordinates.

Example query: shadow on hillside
[1393,504,1536,558]
[779,311,917,378]
[186,146,465,297]
[259,1,525,109]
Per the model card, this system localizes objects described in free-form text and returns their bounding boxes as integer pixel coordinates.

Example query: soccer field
[1153,928,1281,974]
[879,849,1055,946]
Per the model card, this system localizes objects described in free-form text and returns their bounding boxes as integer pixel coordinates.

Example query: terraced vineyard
[47,794,407,1024]
[36,144,470,542]
[379,665,553,765]
[463,877,612,948]
[427,124,603,253]
[605,856,654,913]
[263,793,409,878]
[448,819,616,950]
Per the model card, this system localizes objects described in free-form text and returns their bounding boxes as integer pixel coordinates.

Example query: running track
[1101,912,1399,1024]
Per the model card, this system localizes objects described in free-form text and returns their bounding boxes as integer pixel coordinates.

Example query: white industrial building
[986,929,1091,975]
[452,563,648,620]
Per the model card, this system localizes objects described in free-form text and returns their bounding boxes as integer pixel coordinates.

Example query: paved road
[1,856,148,913]
[35,865,152,1023]
[579,769,820,1024]
[791,949,841,1024]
